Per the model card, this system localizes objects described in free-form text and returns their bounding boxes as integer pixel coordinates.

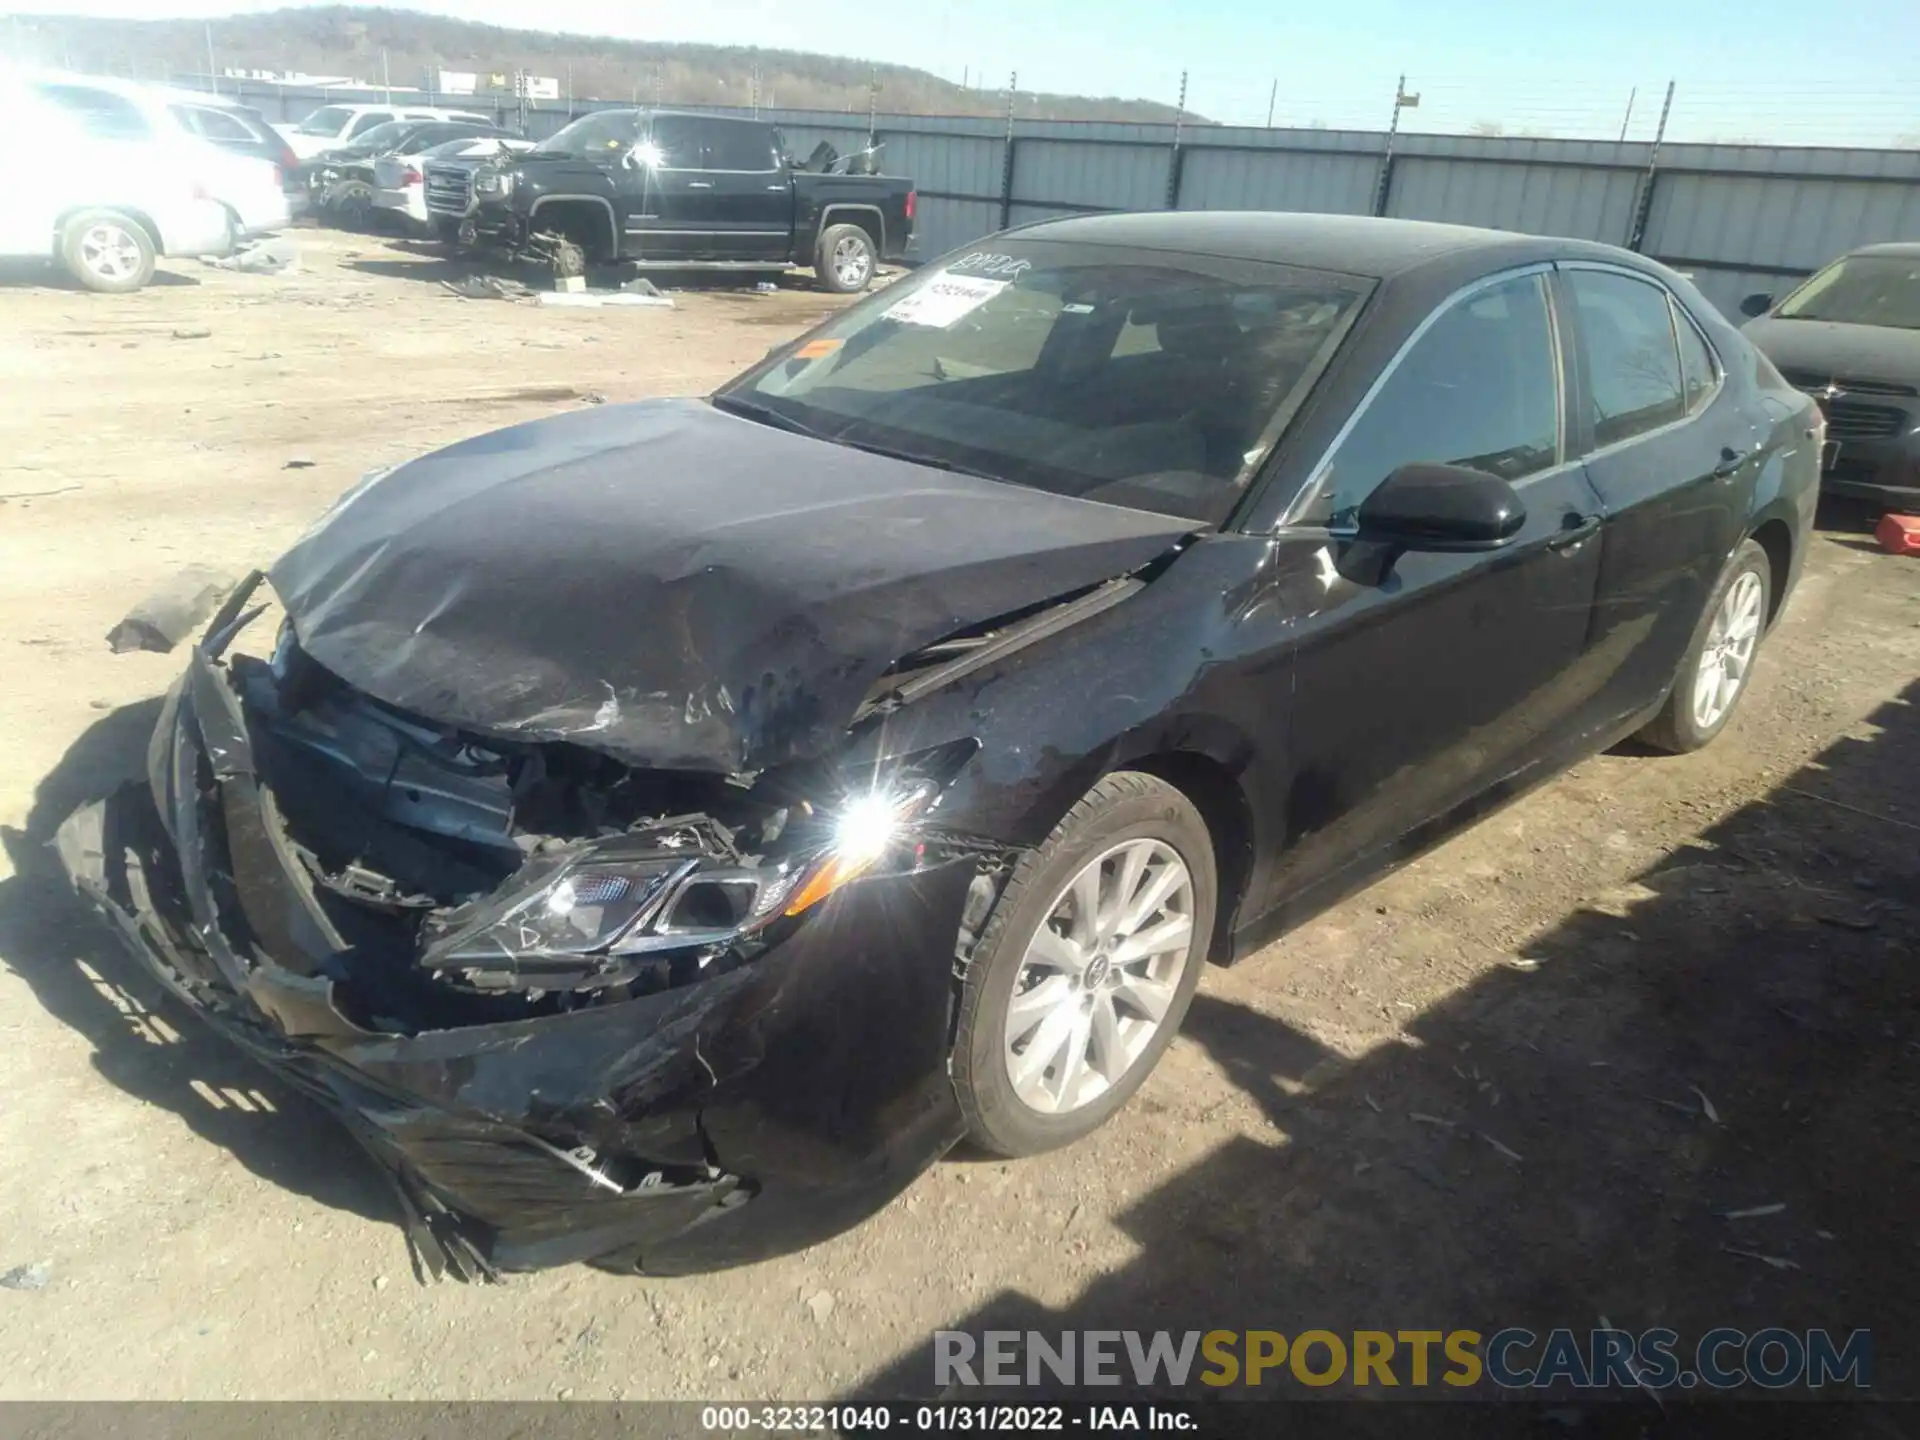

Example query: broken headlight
[473,168,512,196]
[419,773,950,992]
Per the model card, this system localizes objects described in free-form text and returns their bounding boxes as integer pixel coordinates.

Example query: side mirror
[1739,292,1773,318]
[1354,463,1526,552]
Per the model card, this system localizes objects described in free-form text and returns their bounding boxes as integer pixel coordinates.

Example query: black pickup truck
[424,109,916,292]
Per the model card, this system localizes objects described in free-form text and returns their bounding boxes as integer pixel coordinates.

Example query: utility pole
[1266,77,1278,128]
[1618,85,1637,142]
[866,65,878,147]
[999,71,1017,228]
[566,61,573,118]
[204,22,217,92]
[382,48,391,103]
[1372,74,1419,217]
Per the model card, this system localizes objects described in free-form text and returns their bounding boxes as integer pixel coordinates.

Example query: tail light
[401,165,423,186]
[279,144,298,175]
[905,189,917,220]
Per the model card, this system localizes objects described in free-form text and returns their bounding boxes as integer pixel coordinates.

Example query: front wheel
[60,210,156,293]
[953,771,1215,1157]
[814,222,877,293]
[1638,537,1772,753]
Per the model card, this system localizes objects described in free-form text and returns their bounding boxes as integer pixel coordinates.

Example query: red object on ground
[1876,513,1920,556]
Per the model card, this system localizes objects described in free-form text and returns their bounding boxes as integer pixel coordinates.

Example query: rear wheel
[953,772,1214,1157]
[815,222,877,293]
[328,182,374,231]
[1638,537,1772,753]
[59,210,155,293]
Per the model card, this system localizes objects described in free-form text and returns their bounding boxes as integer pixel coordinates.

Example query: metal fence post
[1626,80,1675,252]
[1165,70,1188,210]
[1371,75,1415,217]
[999,72,1018,230]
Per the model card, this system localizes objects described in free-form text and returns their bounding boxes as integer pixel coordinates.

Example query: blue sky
[22,0,1920,145]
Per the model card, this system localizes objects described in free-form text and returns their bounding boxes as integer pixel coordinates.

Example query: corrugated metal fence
[228,84,1920,316]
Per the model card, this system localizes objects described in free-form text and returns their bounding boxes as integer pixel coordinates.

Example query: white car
[14,71,291,241]
[280,102,494,161]
[0,86,232,291]
[373,135,531,230]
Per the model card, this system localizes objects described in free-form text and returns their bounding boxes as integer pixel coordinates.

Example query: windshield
[1776,254,1920,330]
[534,110,640,157]
[295,106,354,136]
[717,241,1368,524]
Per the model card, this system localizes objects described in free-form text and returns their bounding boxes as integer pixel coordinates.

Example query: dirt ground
[0,228,1916,1410]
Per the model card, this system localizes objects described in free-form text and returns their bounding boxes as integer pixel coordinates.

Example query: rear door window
[706,122,778,171]
[174,104,257,144]
[1303,270,1562,524]
[346,110,395,137]
[1672,301,1719,415]
[1569,269,1687,447]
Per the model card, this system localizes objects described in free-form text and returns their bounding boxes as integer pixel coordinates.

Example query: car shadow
[853,679,1920,1415]
[0,699,395,1226]
[0,259,201,291]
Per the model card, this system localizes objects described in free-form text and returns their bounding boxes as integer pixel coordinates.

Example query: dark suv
[425,109,916,292]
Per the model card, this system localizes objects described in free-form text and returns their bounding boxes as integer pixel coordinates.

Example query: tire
[329,183,374,231]
[814,222,878,293]
[1638,537,1773,754]
[59,210,156,293]
[953,771,1216,1157]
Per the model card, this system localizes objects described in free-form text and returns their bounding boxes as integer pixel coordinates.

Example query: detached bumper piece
[58,612,975,1279]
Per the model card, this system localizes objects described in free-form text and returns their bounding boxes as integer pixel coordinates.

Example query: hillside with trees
[5,5,1199,122]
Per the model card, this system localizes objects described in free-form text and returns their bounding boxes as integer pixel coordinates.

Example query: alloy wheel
[832,234,872,289]
[1692,569,1763,731]
[79,223,144,284]
[1003,838,1195,1115]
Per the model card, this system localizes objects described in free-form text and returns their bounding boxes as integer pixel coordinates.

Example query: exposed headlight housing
[417,771,952,993]
[473,168,512,196]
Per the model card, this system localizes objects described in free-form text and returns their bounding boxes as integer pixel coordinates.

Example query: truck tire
[815,222,877,294]
[60,210,156,293]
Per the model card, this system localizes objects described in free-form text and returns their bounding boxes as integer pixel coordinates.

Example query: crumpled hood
[270,399,1193,773]
[1742,316,1920,385]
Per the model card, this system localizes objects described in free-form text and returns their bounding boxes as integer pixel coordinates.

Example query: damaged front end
[58,576,997,1280]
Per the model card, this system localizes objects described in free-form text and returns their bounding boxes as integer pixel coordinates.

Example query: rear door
[1558,264,1762,730]
[697,119,792,261]
[1253,266,1609,912]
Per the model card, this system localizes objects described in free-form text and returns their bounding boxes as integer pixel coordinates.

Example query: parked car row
[280,110,525,228]
[0,68,291,291]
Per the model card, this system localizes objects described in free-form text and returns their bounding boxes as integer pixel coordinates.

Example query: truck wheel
[60,210,156,293]
[815,223,877,293]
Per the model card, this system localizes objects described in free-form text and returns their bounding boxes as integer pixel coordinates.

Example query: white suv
[281,102,495,160]
[16,72,291,241]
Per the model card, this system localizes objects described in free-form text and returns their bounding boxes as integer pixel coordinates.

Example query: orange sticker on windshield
[795,339,843,359]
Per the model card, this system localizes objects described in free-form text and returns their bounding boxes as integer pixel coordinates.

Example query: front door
[621,115,714,260]
[1247,267,1609,919]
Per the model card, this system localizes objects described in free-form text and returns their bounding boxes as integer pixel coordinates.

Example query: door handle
[1712,445,1757,480]
[1545,514,1602,552]
[686,180,714,189]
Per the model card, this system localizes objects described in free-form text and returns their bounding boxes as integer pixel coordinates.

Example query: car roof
[1004,210,1624,280]
[1849,241,1920,259]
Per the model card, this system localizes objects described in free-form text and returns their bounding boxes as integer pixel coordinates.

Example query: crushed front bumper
[57,620,975,1279]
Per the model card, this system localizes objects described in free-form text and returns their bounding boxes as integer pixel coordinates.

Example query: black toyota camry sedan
[60,212,1819,1280]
